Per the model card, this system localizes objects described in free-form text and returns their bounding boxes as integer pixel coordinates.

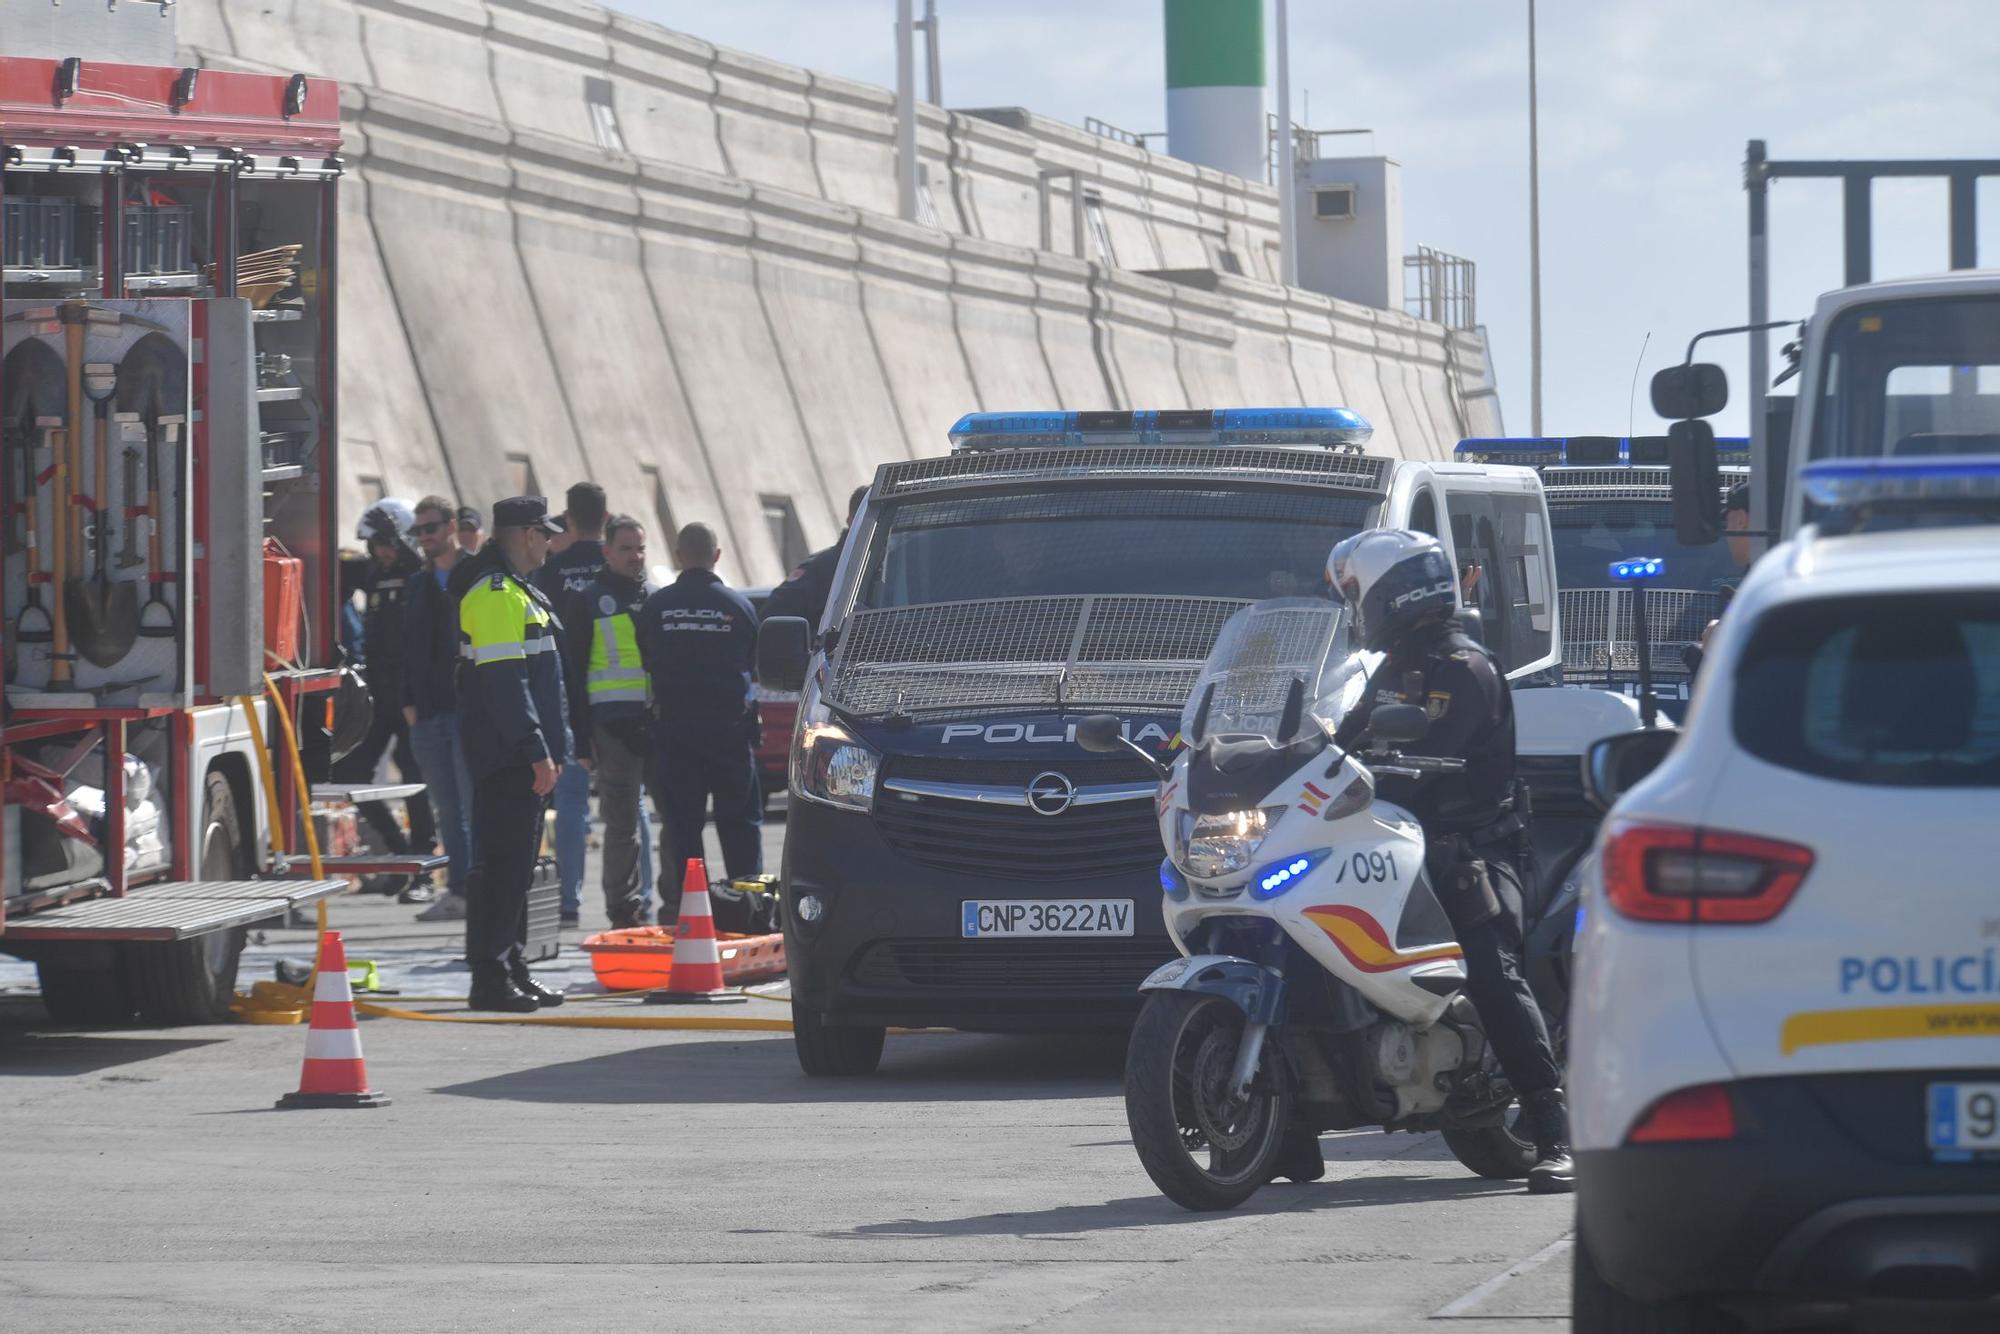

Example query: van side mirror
[1369,703,1429,746]
[757,616,811,694]
[1650,362,1729,420]
[1582,728,1679,813]
[1076,714,1124,754]
[1668,420,1723,546]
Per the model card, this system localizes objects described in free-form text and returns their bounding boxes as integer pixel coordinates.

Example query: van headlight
[790,681,880,812]
[1173,807,1287,879]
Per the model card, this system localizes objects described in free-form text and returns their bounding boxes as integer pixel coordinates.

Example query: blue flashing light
[1801,456,2000,509]
[948,407,1374,452]
[1160,858,1189,902]
[1452,436,1751,469]
[1610,556,1665,581]
[1250,848,1331,901]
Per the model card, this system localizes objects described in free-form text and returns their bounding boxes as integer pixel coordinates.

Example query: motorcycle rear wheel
[1441,1109,1539,1179]
[1124,991,1289,1212]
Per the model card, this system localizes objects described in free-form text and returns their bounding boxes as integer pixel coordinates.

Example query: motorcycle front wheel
[1124,991,1290,1212]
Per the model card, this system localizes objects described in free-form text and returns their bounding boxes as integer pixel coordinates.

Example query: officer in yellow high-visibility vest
[449,496,573,1013]
[560,514,657,929]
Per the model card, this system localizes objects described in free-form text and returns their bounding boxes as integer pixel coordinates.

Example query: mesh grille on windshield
[1559,587,1722,677]
[828,595,1247,716]
[875,447,1390,498]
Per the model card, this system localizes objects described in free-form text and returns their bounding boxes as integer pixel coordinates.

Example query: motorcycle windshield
[1181,597,1368,749]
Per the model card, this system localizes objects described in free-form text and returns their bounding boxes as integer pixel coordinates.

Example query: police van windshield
[1549,500,1742,592]
[1810,296,2000,461]
[856,488,1380,608]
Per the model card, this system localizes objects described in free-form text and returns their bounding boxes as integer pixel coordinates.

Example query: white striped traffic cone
[276,931,391,1108]
[647,859,747,1005]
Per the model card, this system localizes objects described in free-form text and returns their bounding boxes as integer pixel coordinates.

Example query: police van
[758,408,1583,1075]
[1456,435,1748,719]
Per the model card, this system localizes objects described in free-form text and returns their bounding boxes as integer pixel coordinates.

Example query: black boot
[1523,1088,1576,1195]
[1271,1120,1326,1184]
[510,965,565,1008]
[468,972,539,1014]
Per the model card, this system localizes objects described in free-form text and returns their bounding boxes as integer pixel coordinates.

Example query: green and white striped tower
[1164,0,1266,182]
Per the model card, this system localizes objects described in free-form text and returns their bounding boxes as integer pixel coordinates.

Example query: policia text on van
[759,409,1566,1076]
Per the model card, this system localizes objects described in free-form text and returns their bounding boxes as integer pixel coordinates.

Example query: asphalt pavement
[0,807,1575,1331]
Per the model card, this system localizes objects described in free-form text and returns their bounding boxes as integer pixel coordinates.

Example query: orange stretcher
[579,926,788,993]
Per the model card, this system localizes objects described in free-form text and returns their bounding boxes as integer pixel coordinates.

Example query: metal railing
[1084,117,1165,151]
[1265,117,1375,181]
[1405,246,1477,329]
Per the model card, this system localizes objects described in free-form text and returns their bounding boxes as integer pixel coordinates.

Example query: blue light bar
[948,407,1374,451]
[1250,848,1331,901]
[1801,456,2000,508]
[1453,436,1750,468]
[1610,557,1665,581]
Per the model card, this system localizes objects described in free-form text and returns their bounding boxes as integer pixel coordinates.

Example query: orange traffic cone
[276,931,391,1108]
[646,859,747,1006]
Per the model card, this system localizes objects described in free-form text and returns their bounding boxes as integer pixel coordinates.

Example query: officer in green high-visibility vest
[561,514,658,929]
[449,495,573,1013]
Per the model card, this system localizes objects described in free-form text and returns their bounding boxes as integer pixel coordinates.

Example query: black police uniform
[635,568,762,896]
[451,500,573,1004]
[332,547,437,865]
[535,537,606,605]
[1333,620,1561,1098]
[763,535,844,631]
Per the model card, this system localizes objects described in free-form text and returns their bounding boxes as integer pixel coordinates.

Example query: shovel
[115,333,186,640]
[66,362,139,667]
[2,338,66,654]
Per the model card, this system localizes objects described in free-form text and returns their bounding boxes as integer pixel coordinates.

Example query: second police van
[759,408,1621,1075]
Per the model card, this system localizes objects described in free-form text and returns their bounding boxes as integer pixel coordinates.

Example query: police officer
[635,522,761,919]
[1326,529,1573,1195]
[764,485,867,631]
[563,515,657,928]
[452,497,573,1013]
[536,481,610,926]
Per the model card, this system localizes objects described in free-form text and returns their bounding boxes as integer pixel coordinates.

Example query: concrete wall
[187,0,1501,586]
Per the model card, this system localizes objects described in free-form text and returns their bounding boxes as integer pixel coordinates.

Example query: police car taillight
[1601,823,1813,925]
[1626,1083,1738,1144]
[1801,455,2000,508]
[947,407,1373,451]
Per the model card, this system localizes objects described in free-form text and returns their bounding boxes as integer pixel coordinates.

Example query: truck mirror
[757,616,812,694]
[1650,363,1729,420]
[1075,714,1124,754]
[1582,728,1680,813]
[1668,420,1723,546]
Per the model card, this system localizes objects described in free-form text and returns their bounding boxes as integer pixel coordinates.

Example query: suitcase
[523,855,561,962]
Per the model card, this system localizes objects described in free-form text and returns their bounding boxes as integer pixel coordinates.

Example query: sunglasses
[409,520,447,536]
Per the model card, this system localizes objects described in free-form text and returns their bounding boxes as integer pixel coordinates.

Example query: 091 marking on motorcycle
[961,900,1136,938]
[1330,850,1400,884]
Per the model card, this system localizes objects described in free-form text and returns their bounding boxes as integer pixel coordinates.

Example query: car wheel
[1573,1230,1741,1333]
[128,774,249,1025]
[791,998,885,1076]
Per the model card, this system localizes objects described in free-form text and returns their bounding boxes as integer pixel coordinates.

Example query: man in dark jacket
[764,485,867,632]
[453,497,573,1012]
[536,481,609,926]
[563,515,657,927]
[636,522,762,916]
[332,500,436,899]
[402,495,475,923]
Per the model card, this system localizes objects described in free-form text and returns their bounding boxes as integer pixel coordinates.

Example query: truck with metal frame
[0,15,435,1023]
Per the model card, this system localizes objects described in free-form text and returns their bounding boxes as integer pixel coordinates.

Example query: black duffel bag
[708,876,781,935]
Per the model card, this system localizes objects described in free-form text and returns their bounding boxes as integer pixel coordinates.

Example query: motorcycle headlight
[1173,806,1287,879]
[790,680,880,812]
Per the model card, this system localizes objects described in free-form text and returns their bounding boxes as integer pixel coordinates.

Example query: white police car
[1569,459,2000,1331]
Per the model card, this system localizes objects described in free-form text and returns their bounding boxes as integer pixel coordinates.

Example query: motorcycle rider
[1318,529,1574,1195]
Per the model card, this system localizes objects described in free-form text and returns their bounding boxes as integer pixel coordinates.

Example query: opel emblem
[1025,771,1076,816]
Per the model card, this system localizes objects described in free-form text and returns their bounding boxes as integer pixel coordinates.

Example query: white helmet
[1325,528,1459,652]
[355,498,417,547]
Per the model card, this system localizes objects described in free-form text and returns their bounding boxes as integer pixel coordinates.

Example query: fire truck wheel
[36,949,139,1025]
[128,774,250,1025]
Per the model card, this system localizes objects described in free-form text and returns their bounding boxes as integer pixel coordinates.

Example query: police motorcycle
[1077,597,1571,1211]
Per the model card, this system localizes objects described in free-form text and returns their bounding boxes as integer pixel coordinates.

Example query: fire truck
[0,6,431,1022]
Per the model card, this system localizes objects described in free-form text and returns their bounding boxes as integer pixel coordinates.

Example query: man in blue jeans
[402,495,477,922]
[536,482,609,926]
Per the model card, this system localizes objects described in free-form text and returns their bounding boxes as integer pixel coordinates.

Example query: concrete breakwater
[185,0,1500,583]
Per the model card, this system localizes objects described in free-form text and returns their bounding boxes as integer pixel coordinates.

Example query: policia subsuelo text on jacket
[451,496,574,1013]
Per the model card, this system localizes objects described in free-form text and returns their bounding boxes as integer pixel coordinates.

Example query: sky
[624,0,2000,437]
